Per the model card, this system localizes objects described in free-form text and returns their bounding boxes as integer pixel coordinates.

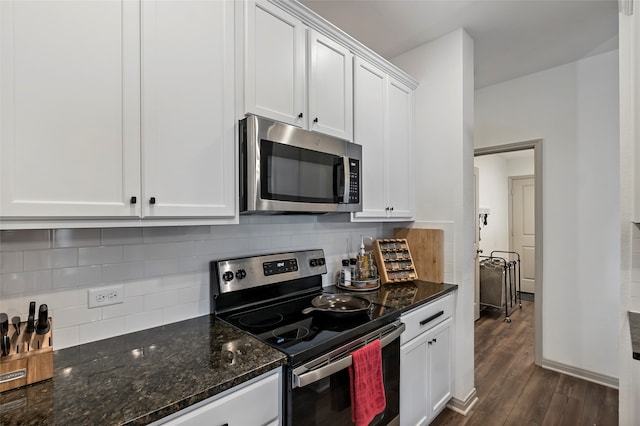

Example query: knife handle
[36,304,50,335]
[26,302,36,333]
[0,313,8,336]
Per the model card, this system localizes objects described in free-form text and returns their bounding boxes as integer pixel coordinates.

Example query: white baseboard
[446,387,478,415]
[541,358,619,389]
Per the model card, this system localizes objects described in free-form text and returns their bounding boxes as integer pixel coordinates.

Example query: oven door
[288,321,405,426]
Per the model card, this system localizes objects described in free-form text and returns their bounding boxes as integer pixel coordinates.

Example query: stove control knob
[310,259,318,267]
[235,269,247,280]
[222,271,234,282]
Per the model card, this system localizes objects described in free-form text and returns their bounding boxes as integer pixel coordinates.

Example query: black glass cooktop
[218,292,399,366]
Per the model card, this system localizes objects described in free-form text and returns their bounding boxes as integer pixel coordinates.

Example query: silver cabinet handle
[292,321,405,388]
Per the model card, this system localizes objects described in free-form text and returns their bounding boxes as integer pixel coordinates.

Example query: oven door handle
[292,321,405,389]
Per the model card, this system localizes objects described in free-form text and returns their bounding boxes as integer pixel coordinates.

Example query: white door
[353,58,386,219]
[386,78,413,219]
[141,0,235,218]
[511,176,535,293]
[244,0,306,127]
[308,29,353,140]
[428,318,452,417]
[0,0,141,218]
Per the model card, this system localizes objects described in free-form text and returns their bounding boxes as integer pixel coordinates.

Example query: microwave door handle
[340,156,350,203]
[291,322,405,388]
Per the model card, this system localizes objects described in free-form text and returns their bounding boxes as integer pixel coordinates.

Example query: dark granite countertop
[331,280,458,314]
[629,311,640,360]
[0,281,455,425]
[0,315,285,426]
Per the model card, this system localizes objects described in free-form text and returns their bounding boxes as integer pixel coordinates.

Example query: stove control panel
[212,249,327,294]
[263,259,298,276]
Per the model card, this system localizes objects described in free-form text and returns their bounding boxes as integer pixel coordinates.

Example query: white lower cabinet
[400,295,453,426]
[156,369,281,426]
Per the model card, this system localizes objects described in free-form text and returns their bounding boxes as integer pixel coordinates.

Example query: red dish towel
[349,339,386,426]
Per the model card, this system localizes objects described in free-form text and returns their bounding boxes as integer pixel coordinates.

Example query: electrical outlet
[88,284,124,308]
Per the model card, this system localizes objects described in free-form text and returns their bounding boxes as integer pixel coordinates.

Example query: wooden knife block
[0,318,53,393]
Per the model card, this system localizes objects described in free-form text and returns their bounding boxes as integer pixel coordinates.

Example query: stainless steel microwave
[239,115,362,214]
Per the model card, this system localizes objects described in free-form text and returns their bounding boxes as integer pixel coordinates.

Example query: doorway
[474,140,543,365]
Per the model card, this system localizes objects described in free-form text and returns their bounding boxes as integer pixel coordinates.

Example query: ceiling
[299,0,619,89]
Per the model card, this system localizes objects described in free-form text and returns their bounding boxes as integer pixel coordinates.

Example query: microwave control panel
[349,159,360,204]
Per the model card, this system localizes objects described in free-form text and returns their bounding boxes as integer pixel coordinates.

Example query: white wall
[0,217,384,349]
[392,29,476,408]
[474,152,534,259]
[475,50,620,382]
[474,155,509,257]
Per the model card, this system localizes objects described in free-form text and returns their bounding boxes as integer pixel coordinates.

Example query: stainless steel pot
[301,294,371,315]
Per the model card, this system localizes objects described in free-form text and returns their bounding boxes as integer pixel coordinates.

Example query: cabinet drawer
[401,293,454,345]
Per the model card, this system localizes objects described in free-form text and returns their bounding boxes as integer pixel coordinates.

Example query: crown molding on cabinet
[269,0,419,90]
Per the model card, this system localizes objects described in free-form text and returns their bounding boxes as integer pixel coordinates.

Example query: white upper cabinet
[243,0,353,141]
[386,78,414,219]
[307,30,353,140]
[244,0,306,127]
[141,0,235,218]
[0,0,141,218]
[353,58,415,221]
[1,0,236,227]
[353,58,387,219]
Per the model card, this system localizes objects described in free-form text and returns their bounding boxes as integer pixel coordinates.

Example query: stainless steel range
[210,249,404,426]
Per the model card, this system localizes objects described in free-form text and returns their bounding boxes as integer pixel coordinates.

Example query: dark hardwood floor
[431,300,618,425]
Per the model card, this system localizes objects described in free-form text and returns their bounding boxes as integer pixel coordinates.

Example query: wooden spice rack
[0,318,53,393]
[372,238,418,284]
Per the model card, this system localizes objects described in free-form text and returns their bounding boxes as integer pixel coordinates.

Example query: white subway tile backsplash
[144,259,181,277]
[0,230,50,251]
[46,289,81,311]
[1,270,53,296]
[124,310,163,334]
[164,302,199,324]
[102,262,144,283]
[53,229,101,248]
[79,317,125,344]
[54,326,80,349]
[0,251,23,273]
[52,265,102,289]
[79,246,124,266]
[24,248,78,271]
[54,305,102,328]
[102,296,144,320]
[102,228,144,245]
[161,273,197,290]
[144,290,180,311]
[0,222,387,349]
[124,278,163,297]
[179,286,203,304]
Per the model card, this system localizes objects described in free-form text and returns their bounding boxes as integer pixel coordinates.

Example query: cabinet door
[245,0,305,127]
[141,0,235,218]
[386,78,414,219]
[0,0,141,218]
[353,58,387,219]
[428,317,453,417]
[308,30,353,141]
[161,369,280,425]
[400,332,430,426]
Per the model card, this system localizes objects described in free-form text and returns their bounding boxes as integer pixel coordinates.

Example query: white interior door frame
[475,139,543,366]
